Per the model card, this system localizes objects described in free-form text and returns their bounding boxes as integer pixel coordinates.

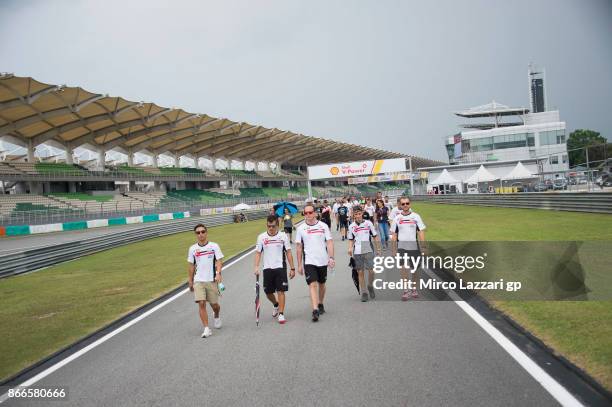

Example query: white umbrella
[233,203,251,211]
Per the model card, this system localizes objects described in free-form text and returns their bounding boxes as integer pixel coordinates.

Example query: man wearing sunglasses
[296,203,335,322]
[254,215,296,324]
[187,223,224,338]
[390,198,427,301]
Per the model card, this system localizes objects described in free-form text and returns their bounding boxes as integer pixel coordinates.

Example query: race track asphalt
[3,225,559,407]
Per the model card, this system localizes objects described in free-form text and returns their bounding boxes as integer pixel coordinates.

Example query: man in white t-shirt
[347,206,381,302]
[391,197,427,301]
[296,203,335,322]
[188,223,224,338]
[254,215,295,324]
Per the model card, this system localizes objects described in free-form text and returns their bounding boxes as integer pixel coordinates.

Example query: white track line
[0,248,256,404]
[422,268,583,407]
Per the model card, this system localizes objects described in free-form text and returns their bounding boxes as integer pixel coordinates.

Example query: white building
[445,102,568,174]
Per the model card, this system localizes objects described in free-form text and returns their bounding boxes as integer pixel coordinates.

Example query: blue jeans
[378,222,390,247]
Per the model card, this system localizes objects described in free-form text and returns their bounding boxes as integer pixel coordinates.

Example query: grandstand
[0,74,443,226]
[0,194,74,218]
[49,193,147,213]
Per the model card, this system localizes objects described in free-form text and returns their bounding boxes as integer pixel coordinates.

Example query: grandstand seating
[239,188,287,198]
[158,167,205,176]
[0,161,308,182]
[0,162,22,175]
[238,188,265,197]
[255,170,278,178]
[220,169,256,177]
[3,162,89,176]
[0,194,74,217]
[166,189,235,203]
[49,193,147,213]
[125,191,165,207]
[107,165,147,175]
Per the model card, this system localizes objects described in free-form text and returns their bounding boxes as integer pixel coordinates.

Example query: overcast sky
[1,0,611,161]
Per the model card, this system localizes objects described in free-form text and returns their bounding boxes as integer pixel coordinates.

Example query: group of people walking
[187,191,426,338]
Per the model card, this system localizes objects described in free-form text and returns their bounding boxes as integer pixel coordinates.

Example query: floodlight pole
[585,146,590,192]
[408,156,414,196]
[306,165,313,201]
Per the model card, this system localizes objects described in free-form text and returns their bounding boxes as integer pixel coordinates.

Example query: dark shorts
[397,248,422,268]
[304,264,328,285]
[284,227,293,234]
[263,267,289,294]
[339,217,348,228]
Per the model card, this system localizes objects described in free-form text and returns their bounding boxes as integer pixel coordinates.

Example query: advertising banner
[348,173,411,184]
[308,158,406,180]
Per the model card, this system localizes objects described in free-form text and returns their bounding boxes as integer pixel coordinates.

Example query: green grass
[413,202,612,241]
[0,217,302,382]
[493,301,612,389]
[411,202,612,389]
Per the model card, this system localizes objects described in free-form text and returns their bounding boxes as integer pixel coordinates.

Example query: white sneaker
[201,326,212,338]
[214,317,222,329]
[278,314,286,324]
[272,306,279,318]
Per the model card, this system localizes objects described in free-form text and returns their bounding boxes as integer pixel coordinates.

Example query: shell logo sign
[308,158,406,180]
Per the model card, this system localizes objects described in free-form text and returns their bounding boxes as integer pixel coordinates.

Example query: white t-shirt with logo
[296,221,333,266]
[347,220,378,254]
[255,231,291,270]
[364,204,375,217]
[391,211,426,250]
[332,202,340,214]
[187,241,224,282]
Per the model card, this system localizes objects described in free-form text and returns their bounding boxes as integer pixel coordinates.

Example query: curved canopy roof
[455,101,529,118]
[0,74,442,167]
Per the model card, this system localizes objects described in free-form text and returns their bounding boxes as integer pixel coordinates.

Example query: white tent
[465,165,498,183]
[429,169,460,185]
[502,162,537,180]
